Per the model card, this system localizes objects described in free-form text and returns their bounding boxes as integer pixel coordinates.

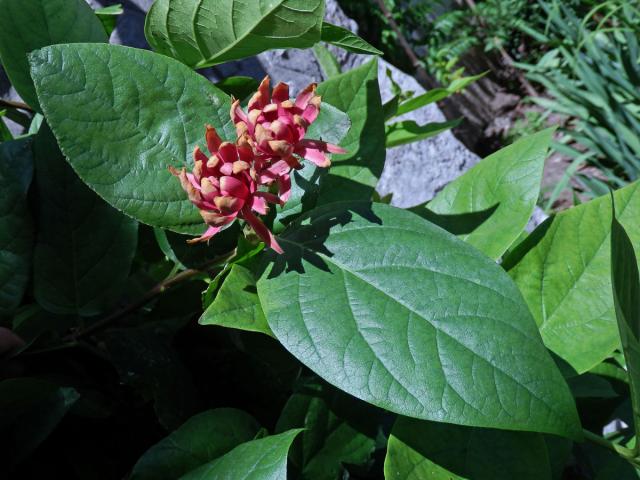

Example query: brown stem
[62,268,202,341]
[62,249,236,342]
[0,98,34,112]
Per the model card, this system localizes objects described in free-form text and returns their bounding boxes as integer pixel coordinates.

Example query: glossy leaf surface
[33,126,138,316]
[132,408,261,480]
[509,181,640,372]
[320,22,383,55]
[276,383,378,479]
[384,417,551,480]
[258,201,580,438]
[423,129,552,259]
[316,60,386,203]
[30,43,235,234]
[0,0,106,110]
[611,201,640,442]
[0,142,33,314]
[145,0,324,68]
[199,264,273,337]
[181,430,301,480]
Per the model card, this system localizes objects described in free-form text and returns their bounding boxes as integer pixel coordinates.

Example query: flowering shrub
[0,0,639,478]
[171,78,346,252]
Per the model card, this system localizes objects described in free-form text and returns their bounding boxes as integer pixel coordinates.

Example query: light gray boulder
[3,0,480,209]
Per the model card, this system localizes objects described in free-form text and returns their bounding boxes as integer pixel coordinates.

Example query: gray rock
[3,0,479,209]
[247,2,481,207]
[63,0,482,208]
[376,63,479,207]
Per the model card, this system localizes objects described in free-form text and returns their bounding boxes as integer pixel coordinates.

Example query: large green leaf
[611,200,640,442]
[33,125,138,316]
[29,43,235,234]
[144,0,324,68]
[420,129,552,259]
[508,181,640,373]
[180,429,301,480]
[0,143,33,314]
[313,44,342,79]
[131,408,261,480]
[0,137,34,194]
[0,378,79,467]
[576,442,640,480]
[384,417,551,480]
[0,0,106,111]
[199,264,273,337]
[257,201,580,438]
[316,59,386,203]
[320,22,383,56]
[275,383,378,480]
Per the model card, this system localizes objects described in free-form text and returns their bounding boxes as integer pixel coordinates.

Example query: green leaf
[0,137,34,195]
[611,197,640,443]
[544,435,572,480]
[382,96,400,121]
[32,125,138,316]
[590,360,629,384]
[0,144,33,314]
[385,119,461,148]
[566,373,618,399]
[101,319,200,430]
[257,201,580,438]
[276,383,378,480]
[29,43,236,234]
[306,102,351,148]
[320,22,383,56]
[131,408,261,480]
[316,59,386,203]
[576,442,640,480]
[180,429,302,480]
[199,264,273,337]
[313,44,342,79]
[384,417,552,480]
[394,73,484,118]
[420,129,553,259]
[156,225,240,270]
[274,102,350,231]
[144,0,324,68]
[215,76,260,101]
[11,305,76,348]
[274,166,327,233]
[508,181,640,373]
[0,112,13,141]
[0,378,79,467]
[95,4,124,37]
[0,0,107,111]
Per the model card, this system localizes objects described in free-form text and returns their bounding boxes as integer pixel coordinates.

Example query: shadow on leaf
[265,202,382,277]
[410,203,499,236]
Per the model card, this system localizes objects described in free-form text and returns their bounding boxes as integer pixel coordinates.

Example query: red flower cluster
[171,77,346,254]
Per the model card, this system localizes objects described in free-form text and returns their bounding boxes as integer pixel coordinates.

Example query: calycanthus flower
[232,77,346,171]
[170,126,284,253]
[171,78,346,254]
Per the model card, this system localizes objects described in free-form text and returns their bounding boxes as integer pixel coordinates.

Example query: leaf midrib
[193,0,290,67]
[277,232,567,431]
[541,182,639,333]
